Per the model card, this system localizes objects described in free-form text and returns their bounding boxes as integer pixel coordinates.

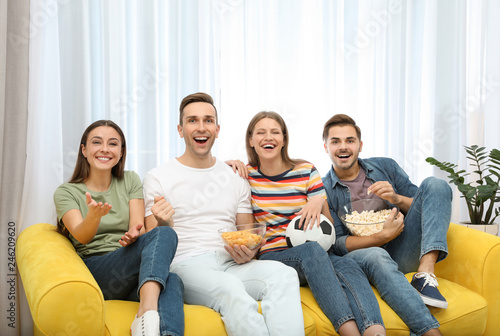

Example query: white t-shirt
[143,158,253,264]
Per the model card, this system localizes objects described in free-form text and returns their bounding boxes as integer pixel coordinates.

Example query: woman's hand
[119,223,144,247]
[225,239,266,264]
[225,160,249,179]
[86,192,112,219]
[60,192,111,244]
[294,195,325,230]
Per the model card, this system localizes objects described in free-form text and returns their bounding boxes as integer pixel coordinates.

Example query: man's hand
[119,223,143,247]
[367,181,400,204]
[151,196,175,227]
[374,207,404,245]
[367,181,413,213]
[225,239,266,264]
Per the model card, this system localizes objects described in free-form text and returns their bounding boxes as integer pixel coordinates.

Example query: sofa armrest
[435,223,500,336]
[16,223,106,336]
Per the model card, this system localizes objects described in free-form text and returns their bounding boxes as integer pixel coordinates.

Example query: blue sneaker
[411,272,448,309]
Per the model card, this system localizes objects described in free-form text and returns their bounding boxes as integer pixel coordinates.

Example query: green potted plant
[426,145,500,234]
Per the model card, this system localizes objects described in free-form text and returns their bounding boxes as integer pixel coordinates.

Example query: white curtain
[216,0,500,224]
[22,0,500,229]
[15,0,500,334]
[1,1,30,335]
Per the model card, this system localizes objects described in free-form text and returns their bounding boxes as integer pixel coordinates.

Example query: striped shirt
[247,162,327,256]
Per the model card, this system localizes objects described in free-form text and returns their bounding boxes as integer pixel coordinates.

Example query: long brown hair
[245,111,306,168]
[69,120,127,183]
[58,120,127,236]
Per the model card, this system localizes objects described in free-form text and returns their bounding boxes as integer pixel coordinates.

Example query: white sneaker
[130,310,160,336]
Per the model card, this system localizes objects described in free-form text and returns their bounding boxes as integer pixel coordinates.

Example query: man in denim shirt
[322,114,452,336]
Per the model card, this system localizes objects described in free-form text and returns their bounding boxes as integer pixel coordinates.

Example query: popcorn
[344,209,392,236]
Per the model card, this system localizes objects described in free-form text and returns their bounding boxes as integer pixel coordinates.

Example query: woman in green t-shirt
[54,120,183,336]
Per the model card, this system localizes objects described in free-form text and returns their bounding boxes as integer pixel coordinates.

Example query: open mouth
[262,144,276,150]
[194,136,209,144]
[97,156,112,162]
[337,153,351,160]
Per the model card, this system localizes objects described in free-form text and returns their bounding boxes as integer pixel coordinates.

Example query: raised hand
[86,192,112,219]
[119,223,144,247]
[367,181,413,214]
[367,181,400,204]
[151,196,175,227]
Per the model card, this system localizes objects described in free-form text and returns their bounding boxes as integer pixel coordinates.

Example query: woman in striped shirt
[245,112,385,336]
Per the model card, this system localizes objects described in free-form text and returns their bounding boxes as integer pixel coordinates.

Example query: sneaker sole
[420,294,448,309]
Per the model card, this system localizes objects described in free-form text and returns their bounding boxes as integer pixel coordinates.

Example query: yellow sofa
[16,223,500,335]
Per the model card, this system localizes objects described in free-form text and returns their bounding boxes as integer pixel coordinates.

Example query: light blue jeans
[344,177,451,335]
[259,242,384,334]
[345,248,440,336]
[385,176,452,274]
[170,250,305,336]
[84,226,184,336]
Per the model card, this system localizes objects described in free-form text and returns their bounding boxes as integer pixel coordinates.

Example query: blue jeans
[84,226,184,336]
[259,242,383,334]
[385,177,452,274]
[345,247,440,336]
[343,177,451,335]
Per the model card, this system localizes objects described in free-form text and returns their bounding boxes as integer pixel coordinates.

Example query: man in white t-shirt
[143,92,304,336]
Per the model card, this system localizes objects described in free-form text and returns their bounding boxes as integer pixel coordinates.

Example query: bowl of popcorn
[337,198,398,237]
[219,223,266,250]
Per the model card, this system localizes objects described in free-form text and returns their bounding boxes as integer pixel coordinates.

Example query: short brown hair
[322,114,361,142]
[179,92,218,126]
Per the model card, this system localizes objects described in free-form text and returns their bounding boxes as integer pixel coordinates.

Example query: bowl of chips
[219,223,266,250]
[337,198,398,237]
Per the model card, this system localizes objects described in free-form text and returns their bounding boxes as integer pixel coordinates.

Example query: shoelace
[141,315,146,336]
[415,272,439,288]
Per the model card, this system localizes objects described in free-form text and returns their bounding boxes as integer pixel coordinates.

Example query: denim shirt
[323,157,418,256]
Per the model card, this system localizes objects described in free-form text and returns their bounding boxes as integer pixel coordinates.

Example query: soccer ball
[285,214,335,251]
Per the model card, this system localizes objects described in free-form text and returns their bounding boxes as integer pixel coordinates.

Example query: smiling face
[249,117,285,163]
[81,126,123,173]
[324,125,363,178]
[178,101,220,160]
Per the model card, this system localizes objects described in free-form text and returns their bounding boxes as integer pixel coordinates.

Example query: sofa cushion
[300,274,487,336]
[404,273,487,336]
[104,299,317,336]
[104,300,228,336]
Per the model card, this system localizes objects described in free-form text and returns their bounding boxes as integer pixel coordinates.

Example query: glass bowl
[337,198,398,237]
[219,223,266,249]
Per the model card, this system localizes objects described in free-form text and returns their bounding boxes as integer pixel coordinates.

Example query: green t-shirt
[53,171,144,258]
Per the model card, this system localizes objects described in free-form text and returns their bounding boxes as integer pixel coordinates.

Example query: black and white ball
[285,214,335,251]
